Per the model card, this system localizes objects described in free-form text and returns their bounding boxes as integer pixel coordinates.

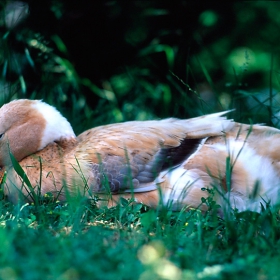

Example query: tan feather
[1,99,279,212]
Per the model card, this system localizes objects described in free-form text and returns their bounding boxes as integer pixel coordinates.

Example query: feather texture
[1,99,279,212]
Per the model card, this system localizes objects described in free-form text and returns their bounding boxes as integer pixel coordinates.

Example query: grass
[0,189,279,279]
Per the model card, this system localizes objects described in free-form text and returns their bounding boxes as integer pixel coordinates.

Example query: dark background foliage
[1,1,280,133]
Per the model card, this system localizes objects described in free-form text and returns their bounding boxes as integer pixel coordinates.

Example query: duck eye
[0,133,4,140]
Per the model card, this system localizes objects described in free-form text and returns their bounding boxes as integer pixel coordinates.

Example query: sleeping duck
[0,99,279,212]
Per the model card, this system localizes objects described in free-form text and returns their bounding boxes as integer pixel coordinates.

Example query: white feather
[32,101,76,149]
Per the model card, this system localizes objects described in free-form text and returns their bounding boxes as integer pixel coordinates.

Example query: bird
[0,99,279,213]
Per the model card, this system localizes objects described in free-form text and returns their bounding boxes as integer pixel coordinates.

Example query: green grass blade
[9,151,37,204]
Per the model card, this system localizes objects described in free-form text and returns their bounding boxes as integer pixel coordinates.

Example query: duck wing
[74,112,234,193]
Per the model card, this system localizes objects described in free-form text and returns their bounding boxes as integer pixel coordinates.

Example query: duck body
[1,99,280,212]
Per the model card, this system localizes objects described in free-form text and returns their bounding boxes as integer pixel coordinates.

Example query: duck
[0,99,280,212]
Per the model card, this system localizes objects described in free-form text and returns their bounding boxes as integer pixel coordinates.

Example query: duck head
[0,99,76,166]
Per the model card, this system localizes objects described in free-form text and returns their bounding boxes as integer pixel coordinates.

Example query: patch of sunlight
[199,10,218,27]
[138,244,160,264]
[110,74,133,96]
[59,268,79,280]
[227,48,271,73]
[197,265,223,279]
[139,259,182,280]
[227,47,254,72]
[112,108,124,122]
[28,39,52,53]
[138,241,182,280]
[219,92,232,109]
[136,111,154,121]
[155,259,182,280]
[0,267,17,280]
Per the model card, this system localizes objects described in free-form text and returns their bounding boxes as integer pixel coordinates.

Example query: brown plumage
[0,99,279,212]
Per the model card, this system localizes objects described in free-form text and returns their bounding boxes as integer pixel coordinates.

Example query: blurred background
[1,1,280,133]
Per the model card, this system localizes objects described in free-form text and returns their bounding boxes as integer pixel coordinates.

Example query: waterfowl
[0,99,280,212]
